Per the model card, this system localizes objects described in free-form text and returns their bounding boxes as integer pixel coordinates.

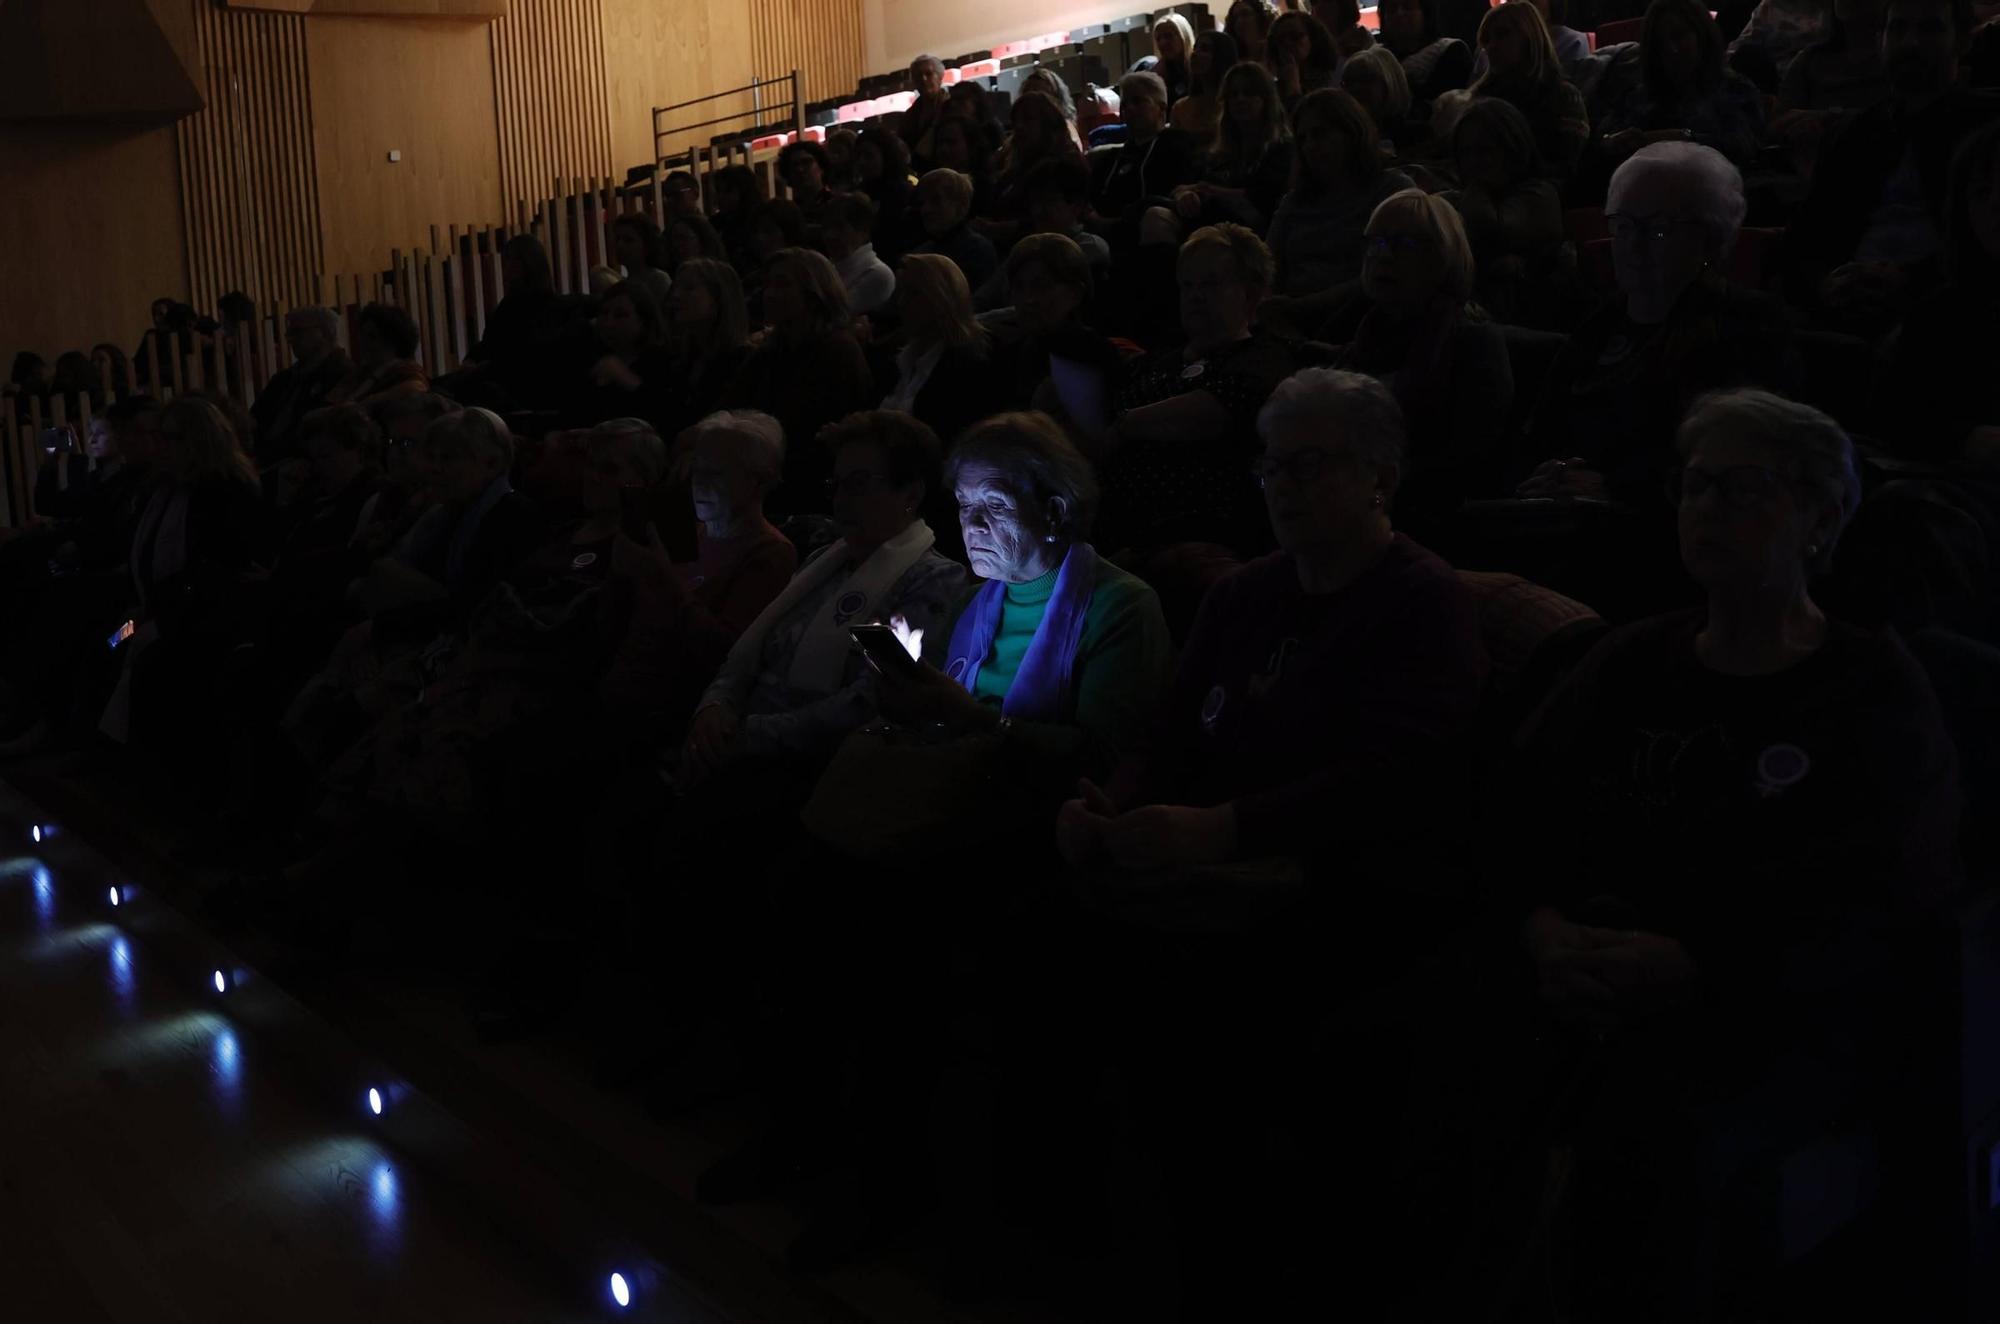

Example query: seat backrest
[1595,16,1647,45]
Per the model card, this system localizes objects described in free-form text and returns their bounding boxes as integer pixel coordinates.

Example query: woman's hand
[591,355,643,390]
[1055,777,1119,867]
[1523,907,1698,1027]
[681,703,740,786]
[1100,802,1236,873]
[1174,186,1204,222]
[875,657,992,730]
[1516,457,1608,501]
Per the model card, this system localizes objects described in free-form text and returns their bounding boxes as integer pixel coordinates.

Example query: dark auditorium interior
[3,0,1999,1318]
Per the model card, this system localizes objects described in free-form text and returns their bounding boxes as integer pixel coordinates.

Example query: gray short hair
[1609,142,1746,263]
[1676,388,1860,573]
[288,305,340,340]
[1257,368,1406,484]
[591,417,668,485]
[911,53,945,73]
[944,411,1100,540]
[690,409,786,487]
[1118,70,1169,108]
[425,405,513,469]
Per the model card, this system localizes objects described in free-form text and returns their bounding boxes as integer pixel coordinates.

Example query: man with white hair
[899,53,950,169]
[250,305,352,465]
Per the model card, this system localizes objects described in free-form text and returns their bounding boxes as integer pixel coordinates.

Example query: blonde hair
[1367,188,1477,302]
[671,257,750,352]
[917,167,976,226]
[769,247,853,339]
[1181,222,1276,294]
[1340,46,1412,123]
[1152,12,1197,62]
[1473,1,1565,93]
[898,253,986,349]
[161,396,259,489]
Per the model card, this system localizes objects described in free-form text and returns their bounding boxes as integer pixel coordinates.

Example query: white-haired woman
[1134,11,1199,104]
[1337,188,1513,528]
[1512,388,1959,1316]
[1522,143,1797,512]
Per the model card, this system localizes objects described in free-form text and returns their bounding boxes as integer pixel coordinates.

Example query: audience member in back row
[1090,73,1203,247]
[853,127,920,260]
[970,156,1109,311]
[1226,0,1280,66]
[455,235,575,412]
[611,213,674,306]
[665,213,728,275]
[1784,0,2000,331]
[910,168,999,290]
[387,407,543,623]
[1268,10,1345,111]
[1099,224,1296,562]
[1375,0,1476,109]
[570,279,672,428]
[679,411,969,785]
[251,306,351,464]
[1771,0,1892,156]
[824,196,896,320]
[986,89,1083,231]
[1524,144,1798,512]
[328,303,428,409]
[1513,388,1959,1319]
[1171,30,1241,139]
[986,233,1125,437]
[777,141,837,234]
[1443,96,1572,326]
[722,248,875,515]
[1337,188,1514,527]
[879,254,1002,447]
[1592,0,1767,169]
[1137,12,1198,105]
[1465,0,1593,177]
[899,54,950,170]
[1263,90,1413,324]
[660,258,753,442]
[1157,61,1296,242]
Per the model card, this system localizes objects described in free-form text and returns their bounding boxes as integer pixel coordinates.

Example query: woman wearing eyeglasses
[1519,143,1797,613]
[1509,388,1959,1317]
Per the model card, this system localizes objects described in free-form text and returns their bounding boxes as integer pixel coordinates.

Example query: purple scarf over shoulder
[942,542,1099,721]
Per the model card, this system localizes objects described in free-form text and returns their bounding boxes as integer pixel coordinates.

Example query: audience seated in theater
[853,126,920,259]
[1268,10,1346,111]
[740,197,808,316]
[944,79,1006,138]
[1524,143,1798,513]
[12,395,159,580]
[383,408,543,624]
[928,116,1000,225]
[356,393,454,560]
[822,192,897,317]
[778,141,837,234]
[1157,61,1296,243]
[1465,1,1594,177]
[1512,388,1960,1318]
[880,254,1001,445]
[599,411,798,730]
[1879,119,2000,460]
[250,306,352,464]
[1263,90,1412,324]
[1341,45,1426,159]
[824,129,862,194]
[1134,12,1198,105]
[101,396,267,748]
[659,170,704,221]
[1337,188,1514,527]
[259,405,385,683]
[680,410,968,784]
[899,54,950,170]
[665,213,729,274]
[1772,0,1893,149]
[611,213,674,306]
[90,342,132,399]
[1376,0,1477,107]
[454,235,576,412]
[1022,69,1085,150]
[987,88,1084,233]
[660,258,754,442]
[709,164,766,271]
[1592,0,1767,168]
[1171,29,1242,137]
[910,168,999,289]
[1443,96,1574,325]
[1227,0,1281,67]
[1784,0,2000,332]
[31,411,135,530]
[328,303,428,409]
[985,233,1126,436]
[722,247,876,514]
[6,350,51,420]
[972,157,1112,312]
[1089,73,1204,246]
[1472,0,1592,79]
[1731,0,1834,79]
[569,279,672,428]
[1098,224,1297,560]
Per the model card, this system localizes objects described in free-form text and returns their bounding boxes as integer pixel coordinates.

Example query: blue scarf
[943,542,1099,722]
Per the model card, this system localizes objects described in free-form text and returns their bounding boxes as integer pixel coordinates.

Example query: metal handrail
[651,73,797,119]
[649,69,806,214]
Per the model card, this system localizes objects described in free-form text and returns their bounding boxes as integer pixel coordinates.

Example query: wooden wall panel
[306,16,503,277]
[491,0,614,215]
[0,124,188,358]
[175,2,323,317]
[598,0,755,170]
[749,0,866,107]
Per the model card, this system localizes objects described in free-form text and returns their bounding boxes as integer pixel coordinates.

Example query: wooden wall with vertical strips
[174,0,324,319]
[748,0,867,107]
[491,0,614,218]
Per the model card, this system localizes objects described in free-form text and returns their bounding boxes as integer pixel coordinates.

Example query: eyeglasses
[1606,213,1692,244]
[1364,233,1432,256]
[1669,464,1788,509]
[1251,447,1339,488]
[825,469,884,497]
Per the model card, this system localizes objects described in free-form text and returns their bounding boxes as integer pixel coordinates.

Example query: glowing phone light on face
[609,1272,632,1308]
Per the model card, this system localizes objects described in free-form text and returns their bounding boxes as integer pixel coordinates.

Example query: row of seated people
[0,255,1984,1316]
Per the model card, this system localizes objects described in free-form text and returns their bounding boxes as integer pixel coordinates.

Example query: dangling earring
[1371,492,1383,508]
[1805,543,1820,559]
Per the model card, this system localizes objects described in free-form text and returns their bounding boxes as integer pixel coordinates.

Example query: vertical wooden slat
[571,177,589,288]
[468,230,489,344]
[551,189,572,295]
